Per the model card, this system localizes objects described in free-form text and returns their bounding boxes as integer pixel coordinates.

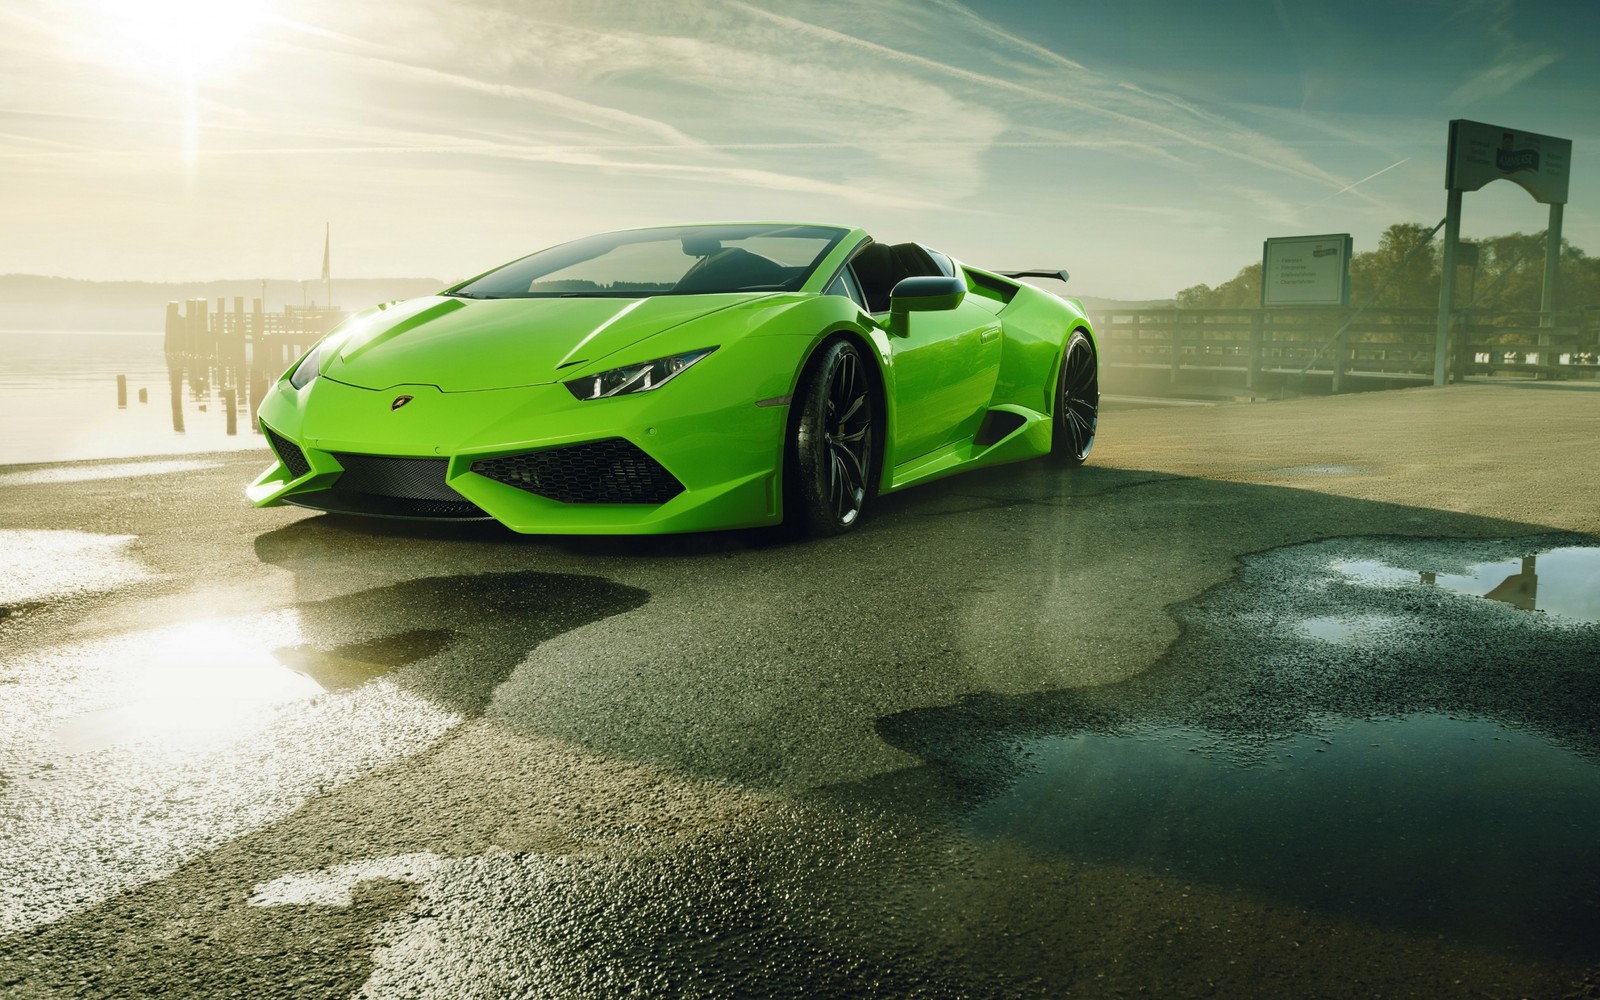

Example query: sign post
[1437,120,1572,384]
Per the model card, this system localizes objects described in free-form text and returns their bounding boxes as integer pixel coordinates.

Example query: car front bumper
[248,366,792,535]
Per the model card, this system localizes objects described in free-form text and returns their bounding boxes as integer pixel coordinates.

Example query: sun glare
[82,0,275,79]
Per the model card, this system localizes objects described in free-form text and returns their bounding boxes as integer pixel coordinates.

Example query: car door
[879,288,1001,462]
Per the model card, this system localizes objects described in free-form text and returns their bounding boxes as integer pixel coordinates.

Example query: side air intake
[263,425,311,479]
[471,439,685,505]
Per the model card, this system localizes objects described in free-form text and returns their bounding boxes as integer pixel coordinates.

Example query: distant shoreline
[0,328,163,337]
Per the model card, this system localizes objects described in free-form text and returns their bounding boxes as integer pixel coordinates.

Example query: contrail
[1330,157,1409,197]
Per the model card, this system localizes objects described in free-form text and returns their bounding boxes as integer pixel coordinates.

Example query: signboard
[1445,119,1571,204]
[1260,234,1352,308]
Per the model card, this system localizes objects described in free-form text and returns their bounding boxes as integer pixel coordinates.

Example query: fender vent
[472,439,685,505]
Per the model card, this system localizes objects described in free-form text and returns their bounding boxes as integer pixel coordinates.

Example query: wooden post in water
[189,299,208,355]
[215,297,228,360]
[251,297,263,365]
[116,374,127,408]
[224,388,237,435]
[164,302,182,354]
[230,296,245,361]
[168,362,185,434]
[138,387,148,403]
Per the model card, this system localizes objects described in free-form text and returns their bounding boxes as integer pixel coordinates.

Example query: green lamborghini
[248,222,1098,536]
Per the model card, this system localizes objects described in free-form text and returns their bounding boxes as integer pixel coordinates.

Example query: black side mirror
[888,275,966,335]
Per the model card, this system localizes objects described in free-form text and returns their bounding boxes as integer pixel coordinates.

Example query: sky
[2,0,1597,300]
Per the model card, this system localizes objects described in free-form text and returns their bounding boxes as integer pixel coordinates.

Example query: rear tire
[787,339,877,536]
[1052,329,1098,465]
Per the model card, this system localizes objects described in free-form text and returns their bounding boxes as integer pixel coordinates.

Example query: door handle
[980,327,1000,344]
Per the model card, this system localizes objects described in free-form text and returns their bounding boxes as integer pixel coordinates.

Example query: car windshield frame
[445,224,850,299]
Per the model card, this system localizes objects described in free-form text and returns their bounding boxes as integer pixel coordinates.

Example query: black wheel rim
[1059,337,1099,460]
[823,350,871,525]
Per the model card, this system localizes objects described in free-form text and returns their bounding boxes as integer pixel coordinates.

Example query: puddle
[0,529,154,604]
[274,629,454,691]
[50,625,458,753]
[51,620,328,752]
[867,534,1600,962]
[1298,613,1397,643]
[1334,546,1600,623]
[969,714,1600,959]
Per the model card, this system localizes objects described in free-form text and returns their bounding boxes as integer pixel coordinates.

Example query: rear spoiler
[999,269,1070,284]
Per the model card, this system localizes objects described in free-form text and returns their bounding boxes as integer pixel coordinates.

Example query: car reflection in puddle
[869,535,1600,962]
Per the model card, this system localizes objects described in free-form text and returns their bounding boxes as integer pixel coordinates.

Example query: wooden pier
[154,298,348,439]
[162,297,347,368]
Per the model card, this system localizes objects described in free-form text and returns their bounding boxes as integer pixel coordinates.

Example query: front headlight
[564,347,716,401]
[287,341,326,390]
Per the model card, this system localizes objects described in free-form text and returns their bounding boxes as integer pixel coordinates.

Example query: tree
[1176,264,1258,309]
[1172,224,1596,315]
[1348,223,1439,309]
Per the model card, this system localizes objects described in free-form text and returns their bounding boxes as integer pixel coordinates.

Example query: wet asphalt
[1,382,1598,998]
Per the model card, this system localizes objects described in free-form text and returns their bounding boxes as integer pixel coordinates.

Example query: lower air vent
[283,491,488,520]
[283,453,488,520]
[471,438,685,505]
[263,425,311,479]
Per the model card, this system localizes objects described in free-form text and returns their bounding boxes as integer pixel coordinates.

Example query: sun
[80,0,276,80]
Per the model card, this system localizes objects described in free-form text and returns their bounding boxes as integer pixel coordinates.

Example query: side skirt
[885,404,1050,493]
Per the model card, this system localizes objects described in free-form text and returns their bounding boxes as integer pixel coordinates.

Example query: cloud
[1444,0,1562,104]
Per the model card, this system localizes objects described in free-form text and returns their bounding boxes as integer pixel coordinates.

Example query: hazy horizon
[5,0,1596,300]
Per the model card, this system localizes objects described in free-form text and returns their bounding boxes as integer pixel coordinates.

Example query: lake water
[0,331,276,465]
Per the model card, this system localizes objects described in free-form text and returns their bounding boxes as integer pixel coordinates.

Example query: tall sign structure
[1436,120,1572,385]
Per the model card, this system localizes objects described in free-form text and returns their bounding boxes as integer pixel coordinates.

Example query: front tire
[1052,329,1098,465]
[788,338,877,536]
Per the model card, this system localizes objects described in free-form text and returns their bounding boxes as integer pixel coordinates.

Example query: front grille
[283,453,488,520]
[331,453,462,502]
[263,425,310,479]
[471,438,685,505]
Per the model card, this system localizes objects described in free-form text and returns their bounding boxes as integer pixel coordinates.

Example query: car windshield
[446,224,849,299]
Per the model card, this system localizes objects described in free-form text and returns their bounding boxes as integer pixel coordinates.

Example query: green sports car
[249,222,1098,536]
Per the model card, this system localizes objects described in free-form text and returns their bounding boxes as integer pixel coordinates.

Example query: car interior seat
[675,247,788,293]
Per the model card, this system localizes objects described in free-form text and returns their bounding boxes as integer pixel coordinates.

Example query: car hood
[322,293,770,392]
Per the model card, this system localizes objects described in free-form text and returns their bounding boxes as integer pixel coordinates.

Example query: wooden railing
[1088,307,1600,393]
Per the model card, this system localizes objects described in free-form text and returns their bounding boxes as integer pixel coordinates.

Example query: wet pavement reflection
[0,529,153,606]
[862,534,1600,962]
[0,570,647,937]
[968,715,1600,960]
[1334,546,1600,623]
